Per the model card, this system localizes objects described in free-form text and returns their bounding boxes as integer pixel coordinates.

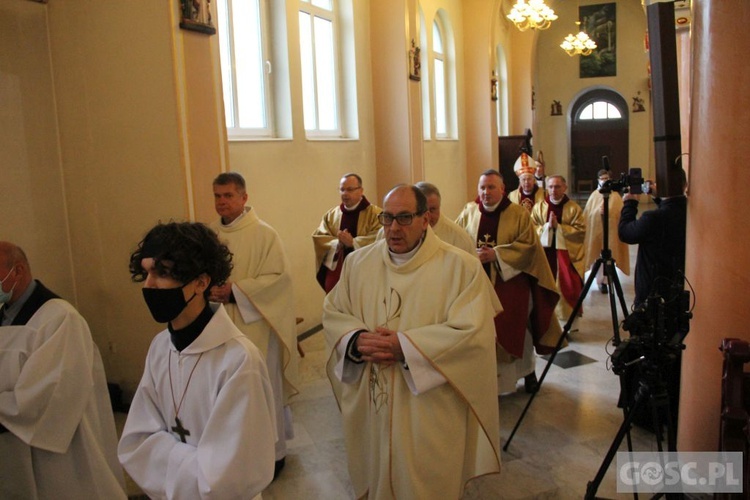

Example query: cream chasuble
[456,200,563,351]
[323,228,502,499]
[210,208,298,403]
[432,214,477,254]
[531,200,587,279]
[312,203,382,271]
[118,304,276,499]
[508,186,545,213]
[582,190,631,275]
[0,300,126,499]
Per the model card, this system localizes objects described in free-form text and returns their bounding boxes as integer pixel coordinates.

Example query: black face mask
[142,284,197,323]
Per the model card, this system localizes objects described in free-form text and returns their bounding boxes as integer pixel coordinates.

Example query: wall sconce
[550,100,562,116]
[491,71,498,101]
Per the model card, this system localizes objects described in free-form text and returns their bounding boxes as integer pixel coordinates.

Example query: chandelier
[507,0,558,31]
[560,22,597,56]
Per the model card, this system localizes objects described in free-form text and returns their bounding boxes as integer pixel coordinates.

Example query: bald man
[456,170,562,394]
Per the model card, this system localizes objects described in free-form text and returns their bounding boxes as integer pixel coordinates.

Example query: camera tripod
[585,351,681,500]
[503,186,630,451]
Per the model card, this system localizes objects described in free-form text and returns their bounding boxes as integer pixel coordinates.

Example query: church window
[433,19,446,137]
[419,7,430,140]
[299,0,355,137]
[428,11,457,140]
[217,0,276,139]
[578,100,623,120]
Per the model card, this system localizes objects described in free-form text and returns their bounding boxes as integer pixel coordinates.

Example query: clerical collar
[388,237,423,265]
[343,199,362,211]
[169,303,213,352]
[221,206,251,227]
[1,279,37,326]
[482,201,501,212]
[549,197,563,205]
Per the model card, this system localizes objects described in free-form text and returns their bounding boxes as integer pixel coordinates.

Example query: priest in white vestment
[0,241,126,499]
[375,181,476,255]
[208,172,298,472]
[324,185,502,499]
[119,222,277,499]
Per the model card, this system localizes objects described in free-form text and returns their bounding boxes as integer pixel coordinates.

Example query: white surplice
[118,304,277,499]
[0,299,126,499]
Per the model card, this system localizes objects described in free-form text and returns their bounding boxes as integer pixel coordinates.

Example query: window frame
[577,100,623,121]
[217,0,276,140]
[298,0,343,138]
[432,17,448,139]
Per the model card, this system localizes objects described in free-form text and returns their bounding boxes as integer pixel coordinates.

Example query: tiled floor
[122,242,694,499]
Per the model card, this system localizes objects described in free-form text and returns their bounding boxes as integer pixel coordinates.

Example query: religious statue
[632,91,646,113]
[409,39,421,81]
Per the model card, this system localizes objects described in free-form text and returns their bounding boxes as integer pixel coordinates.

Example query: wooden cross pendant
[172,417,190,443]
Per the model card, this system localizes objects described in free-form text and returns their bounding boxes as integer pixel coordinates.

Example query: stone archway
[569,88,629,194]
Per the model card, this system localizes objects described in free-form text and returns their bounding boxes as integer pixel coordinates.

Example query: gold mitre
[514,152,535,177]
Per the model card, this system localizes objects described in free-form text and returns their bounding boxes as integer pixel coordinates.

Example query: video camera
[599,156,652,195]
[611,280,692,377]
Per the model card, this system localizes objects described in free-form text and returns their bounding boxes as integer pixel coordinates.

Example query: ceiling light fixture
[507,0,558,31]
[560,21,597,56]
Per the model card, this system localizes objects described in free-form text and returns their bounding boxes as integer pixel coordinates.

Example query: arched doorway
[570,89,629,193]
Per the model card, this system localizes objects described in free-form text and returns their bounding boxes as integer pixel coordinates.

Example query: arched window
[430,11,456,139]
[419,7,430,140]
[495,44,509,136]
[432,19,446,137]
[578,100,622,120]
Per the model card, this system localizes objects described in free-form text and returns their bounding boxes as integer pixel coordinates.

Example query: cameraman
[618,168,687,308]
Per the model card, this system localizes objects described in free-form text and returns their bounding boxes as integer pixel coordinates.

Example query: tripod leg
[649,386,684,500]
[605,260,621,343]
[585,383,652,500]
[503,258,601,452]
[608,262,630,324]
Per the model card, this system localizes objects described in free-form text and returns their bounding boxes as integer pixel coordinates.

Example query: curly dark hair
[129,222,233,293]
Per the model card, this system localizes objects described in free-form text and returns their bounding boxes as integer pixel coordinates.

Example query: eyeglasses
[378,212,422,226]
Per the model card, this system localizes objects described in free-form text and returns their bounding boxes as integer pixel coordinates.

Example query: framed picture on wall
[580,3,616,78]
[179,0,216,35]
